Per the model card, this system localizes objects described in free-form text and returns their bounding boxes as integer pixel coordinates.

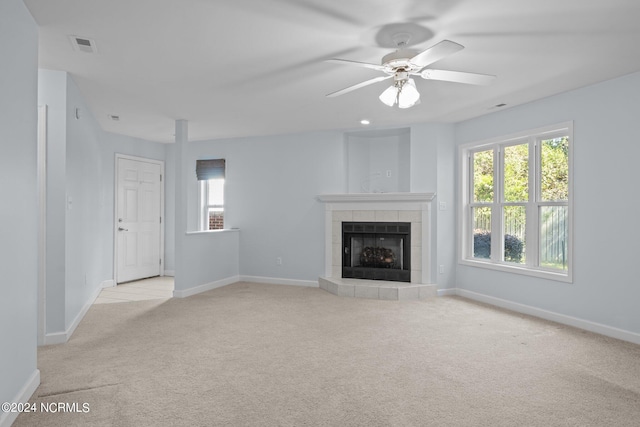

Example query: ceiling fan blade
[410,40,464,69]
[326,75,392,98]
[326,58,386,72]
[420,69,496,86]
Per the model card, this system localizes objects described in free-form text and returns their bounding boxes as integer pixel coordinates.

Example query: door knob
[118,227,128,231]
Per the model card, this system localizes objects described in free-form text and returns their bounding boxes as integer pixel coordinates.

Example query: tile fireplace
[317,193,436,300]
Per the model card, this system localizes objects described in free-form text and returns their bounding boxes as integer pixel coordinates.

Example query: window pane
[208,208,224,230]
[503,206,526,264]
[503,144,528,202]
[473,150,493,202]
[473,207,491,259]
[540,137,569,201]
[540,205,568,271]
[207,179,224,205]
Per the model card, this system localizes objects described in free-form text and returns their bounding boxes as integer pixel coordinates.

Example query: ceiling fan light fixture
[327,40,489,110]
[398,78,420,109]
[379,85,398,107]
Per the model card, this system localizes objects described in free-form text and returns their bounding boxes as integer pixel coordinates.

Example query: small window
[196,159,225,231]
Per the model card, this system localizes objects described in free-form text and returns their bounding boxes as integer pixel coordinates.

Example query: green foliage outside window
[473,150,493,202]
[473,231,524,263]
[541,137,569,201]
[504,143,529,202]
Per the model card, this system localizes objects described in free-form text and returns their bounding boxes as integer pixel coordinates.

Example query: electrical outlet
[276,257,283,265]
[439,265,444,274]
[439,201,446,211]
[386,170,392,178]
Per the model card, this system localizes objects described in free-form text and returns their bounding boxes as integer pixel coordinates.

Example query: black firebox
[342,222,411,282]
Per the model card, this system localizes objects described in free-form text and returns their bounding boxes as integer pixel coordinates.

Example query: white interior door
[116,157,162,283]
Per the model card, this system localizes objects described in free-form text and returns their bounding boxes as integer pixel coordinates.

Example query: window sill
[459,258,572,283]
[185,228,240,236]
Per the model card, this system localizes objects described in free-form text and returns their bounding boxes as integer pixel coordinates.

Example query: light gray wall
[37,70,168,338]
[346,129,411,193]
[183,131,345,283]
[398,133,411,193]
[164,143,176,271]
[179,231,240,289]
[171,121,235,293]
[435,125,457,289]
[37,69,67,333]
[0,0,39,415]
[346,135,369,193]
[65,73,105,327]
[37,70,118,335]
[454,71,640,335]
[410,123,456,288]
[174,126,455,288]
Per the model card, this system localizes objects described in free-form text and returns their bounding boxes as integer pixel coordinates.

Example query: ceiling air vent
[68,35,98,54]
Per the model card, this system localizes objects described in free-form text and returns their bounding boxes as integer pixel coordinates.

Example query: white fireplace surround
[317,193,435,285]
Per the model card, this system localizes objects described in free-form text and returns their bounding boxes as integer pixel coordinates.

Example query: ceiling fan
[326,36,496,109]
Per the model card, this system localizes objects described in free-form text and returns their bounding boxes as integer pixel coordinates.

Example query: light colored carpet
[16,282,640,426]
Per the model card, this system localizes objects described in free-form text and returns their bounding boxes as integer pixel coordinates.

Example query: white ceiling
[24,0,640,143]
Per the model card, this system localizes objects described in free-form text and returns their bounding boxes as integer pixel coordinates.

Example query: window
[460,122,572,281]
[196,159,225,230]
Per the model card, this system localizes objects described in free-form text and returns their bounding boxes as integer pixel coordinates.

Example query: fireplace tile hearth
[319,277,436,301]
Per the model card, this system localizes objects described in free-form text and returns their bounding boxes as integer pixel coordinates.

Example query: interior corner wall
[454,71,640,336]
[0,0,40,420]
[164,143,176,271]
[182,131,345,284]
[37,69,108,336]
[37,69,67,334]
[410,123,457,288]
[176,125,459,288]
[346,129,410,194]
[64,74,107,325]
[37,70,169,339]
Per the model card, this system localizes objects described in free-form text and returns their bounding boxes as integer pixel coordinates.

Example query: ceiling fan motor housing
[382,49,420,73]
[394,71,409,84]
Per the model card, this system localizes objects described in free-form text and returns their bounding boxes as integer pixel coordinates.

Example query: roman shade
[196,159,225,180]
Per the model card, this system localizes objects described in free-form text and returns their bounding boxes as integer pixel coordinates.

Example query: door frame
[113,153,165,284]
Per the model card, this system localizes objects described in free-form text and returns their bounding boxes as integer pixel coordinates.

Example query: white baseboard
[101,279,116,288]
[43,331,67,346]
[0,369,40,427]
[173,275,239,298]
[43,281,105,346]
[455,288,640,345]
[437,288,457,296]
[239,275,319,288]
[163,270,175,277]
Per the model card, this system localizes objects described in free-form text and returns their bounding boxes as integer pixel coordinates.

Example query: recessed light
[360,119,371,125]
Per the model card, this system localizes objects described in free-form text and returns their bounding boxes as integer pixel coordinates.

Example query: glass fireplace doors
[342,222,411,282]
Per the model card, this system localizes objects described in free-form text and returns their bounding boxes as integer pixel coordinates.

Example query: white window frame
[459,121,573,282]
[200,178,225,231]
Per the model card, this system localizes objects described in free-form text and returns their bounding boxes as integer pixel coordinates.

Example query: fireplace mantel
[317,192,435,296]
[317,193,435,203]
